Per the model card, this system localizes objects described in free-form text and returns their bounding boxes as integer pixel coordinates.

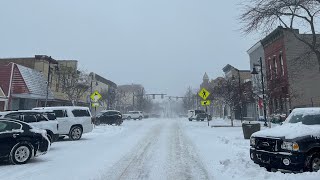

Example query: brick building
[260,26,320,115]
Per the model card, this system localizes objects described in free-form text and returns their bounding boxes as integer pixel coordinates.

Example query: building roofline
[247,41,262,54]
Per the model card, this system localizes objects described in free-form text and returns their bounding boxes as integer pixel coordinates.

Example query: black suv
[95,110,123,126]
[250,108,320,172]
[0,119,50,164]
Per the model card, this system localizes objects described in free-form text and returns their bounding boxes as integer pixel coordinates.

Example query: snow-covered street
[0,118,319,180]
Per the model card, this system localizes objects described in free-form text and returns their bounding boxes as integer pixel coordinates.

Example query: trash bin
[242,122,261,139]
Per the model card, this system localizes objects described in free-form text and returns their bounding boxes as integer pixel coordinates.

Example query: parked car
[195,113,212,121]
[188,110,205,121]
[0,119,50,165]
[33,106,93,141]
[95,110,123,126]
[250,108,320,172]
[122,111,144,120]
[0,110,59,143]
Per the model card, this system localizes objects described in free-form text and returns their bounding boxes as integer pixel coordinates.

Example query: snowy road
[0,118,212,180]
[1,118,319,180]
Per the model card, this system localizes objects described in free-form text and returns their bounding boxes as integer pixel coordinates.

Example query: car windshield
[286,113,320,125]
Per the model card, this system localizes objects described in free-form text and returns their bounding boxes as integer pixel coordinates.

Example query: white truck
[122,111,144,120]
[33,106,93,140]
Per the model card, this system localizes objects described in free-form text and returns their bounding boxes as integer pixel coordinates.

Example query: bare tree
[213,78,240,126]
[183,87,196,111]
[57,67,90,105]
[240,0,320,69]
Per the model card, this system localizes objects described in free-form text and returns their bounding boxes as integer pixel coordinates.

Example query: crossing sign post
[90,90,102,127]
[198,88,211,126]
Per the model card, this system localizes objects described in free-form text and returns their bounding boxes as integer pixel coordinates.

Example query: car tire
[69,126,83,141]
[115,119,122,126]
[127,116,131,120]
[95,119,101,126]
[9,142,33,165]
[307,152,320,172]
[139,116,143,120]
[188,118,192,121]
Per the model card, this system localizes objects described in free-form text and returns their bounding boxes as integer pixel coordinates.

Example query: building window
[273,57,277,77]
[269,60,272,80]
[280,54,284,76]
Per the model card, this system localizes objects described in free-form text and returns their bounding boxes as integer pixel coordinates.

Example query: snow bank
[181,118,320,180]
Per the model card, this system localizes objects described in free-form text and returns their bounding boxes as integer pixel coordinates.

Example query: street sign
[201,100,211,106]
[198,88,210,100]
[92,102,100,107]
[90,90,102,102]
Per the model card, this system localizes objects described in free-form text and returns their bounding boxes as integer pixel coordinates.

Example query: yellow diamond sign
[201,100,211,106]
[90,90,102,102]
[198,88,210,100]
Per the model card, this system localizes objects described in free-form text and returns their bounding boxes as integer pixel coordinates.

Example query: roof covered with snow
[15,64,54,99]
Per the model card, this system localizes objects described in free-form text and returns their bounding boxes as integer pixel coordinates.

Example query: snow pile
[182,118,320,180]
[211,118,243,126]
[253,122,320,139]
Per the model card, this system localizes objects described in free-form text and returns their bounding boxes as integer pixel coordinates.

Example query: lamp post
[232,69,243,122]
[44,56,58,107]
[251,57,268,127]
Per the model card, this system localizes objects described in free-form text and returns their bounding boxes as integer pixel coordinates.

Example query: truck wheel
[69,126,82,141]
[139,116,143,120]
[308,153,320,172]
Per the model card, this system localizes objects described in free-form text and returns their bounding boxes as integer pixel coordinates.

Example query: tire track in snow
[96,123,164,180]
[166,121,211,180]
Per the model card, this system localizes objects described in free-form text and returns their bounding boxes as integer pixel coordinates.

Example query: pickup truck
[250,108,320,172]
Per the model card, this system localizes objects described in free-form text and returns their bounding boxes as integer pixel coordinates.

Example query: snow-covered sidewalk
[182,118,320,180]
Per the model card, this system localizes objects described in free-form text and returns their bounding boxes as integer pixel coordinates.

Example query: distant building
[222,64,255,120]
[89,72,117,111]
[116,84,144,112]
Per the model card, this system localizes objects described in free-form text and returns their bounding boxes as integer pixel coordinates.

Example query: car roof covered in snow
[290,108,320,115]
[33,106,90,110]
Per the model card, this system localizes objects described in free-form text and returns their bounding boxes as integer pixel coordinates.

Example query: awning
[11,93,55,100]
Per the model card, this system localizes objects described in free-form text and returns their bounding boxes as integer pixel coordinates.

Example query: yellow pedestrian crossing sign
[198,88,210,100]
[90,90,102,102]
[201,100,211,106]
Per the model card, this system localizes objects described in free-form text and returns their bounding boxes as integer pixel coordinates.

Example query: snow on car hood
[252,122,320,140]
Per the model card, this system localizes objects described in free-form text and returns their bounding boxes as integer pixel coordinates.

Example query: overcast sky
[0,0,260,96]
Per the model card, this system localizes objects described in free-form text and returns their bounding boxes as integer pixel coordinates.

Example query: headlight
[250,137,256,146]
[281,141,299,151]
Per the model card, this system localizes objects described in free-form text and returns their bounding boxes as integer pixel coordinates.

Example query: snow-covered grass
[182,118,320,180]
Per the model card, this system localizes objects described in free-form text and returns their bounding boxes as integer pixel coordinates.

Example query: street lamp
[232,69,243,122]
[251,57,268,127]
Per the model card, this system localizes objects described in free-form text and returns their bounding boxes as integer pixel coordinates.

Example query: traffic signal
[153,94,155,99]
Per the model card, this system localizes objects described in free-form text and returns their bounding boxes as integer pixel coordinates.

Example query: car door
[53,109,69,134]
[0,121,22,158]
